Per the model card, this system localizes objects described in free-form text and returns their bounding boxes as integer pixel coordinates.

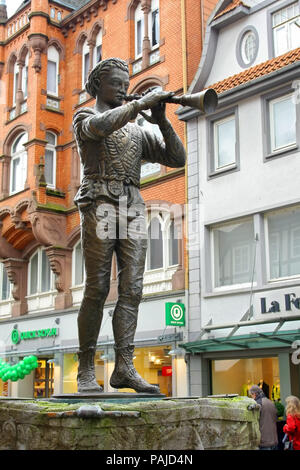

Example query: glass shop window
[211,357,280,401]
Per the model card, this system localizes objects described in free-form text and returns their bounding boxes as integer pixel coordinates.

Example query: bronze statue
[73,57,186,394]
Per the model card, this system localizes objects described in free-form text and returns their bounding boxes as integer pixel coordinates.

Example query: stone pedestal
[0,396,260,450]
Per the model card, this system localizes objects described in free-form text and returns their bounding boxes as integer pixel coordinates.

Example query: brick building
[0,0,218,398]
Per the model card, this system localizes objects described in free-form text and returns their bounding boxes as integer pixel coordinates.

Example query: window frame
[28,248,55,296]
[206,107,240,179]
[236,26,259,69]
[145,210,180,273]
[10,132,28,195]
[210,217,257,291]
[45,131,57,188]
[47,46,60,97]
[72,240,85,287]
[267,0,300,58]
[0,264,11,302]
[82,39,90,89]
[262,86,299,161]
[264,206,300,283]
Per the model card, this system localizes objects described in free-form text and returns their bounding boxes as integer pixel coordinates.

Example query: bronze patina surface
[73,58,186,394]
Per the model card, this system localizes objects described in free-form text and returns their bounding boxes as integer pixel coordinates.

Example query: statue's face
[96,67,130,108]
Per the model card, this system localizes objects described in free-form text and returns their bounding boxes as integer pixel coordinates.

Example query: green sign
[165,303,185,327]
[11,328,59,345]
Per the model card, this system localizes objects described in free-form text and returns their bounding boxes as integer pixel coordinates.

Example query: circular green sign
[11,329,20,345]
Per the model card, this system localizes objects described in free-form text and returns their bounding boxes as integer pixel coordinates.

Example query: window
[93,30,102,66]
[212,219,256,288]
[10,133,28,194]
[13,61,18,106]
[45,131,57,188]
[0,264,11,301]
[47,46,59,96]
[137,109,162,179]
[28,248,54,295]
[135,3,144,58]
[50,8,55,19]
[272,2,300,56]
[269,93,296,153]
[150,0,159,49]
[237,27,259,67]
[22,53,29,99]
[73,241,85,286]
[213,114,237,172]
[82,39,90,88]
[146,213,179,271]
[266,206,300,280]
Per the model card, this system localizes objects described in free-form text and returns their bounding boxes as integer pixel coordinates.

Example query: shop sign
[165,302,185,327]
[162,366,172,376]
[259,292,300,315]
[11,327,59,345]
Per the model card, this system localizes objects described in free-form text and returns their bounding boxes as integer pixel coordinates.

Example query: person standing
[250,385,278,450]
[283,396,300,450]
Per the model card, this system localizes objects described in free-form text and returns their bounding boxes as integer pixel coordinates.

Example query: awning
[181,329,300,354]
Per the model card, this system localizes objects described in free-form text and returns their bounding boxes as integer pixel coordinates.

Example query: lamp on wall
[168,348,185,357]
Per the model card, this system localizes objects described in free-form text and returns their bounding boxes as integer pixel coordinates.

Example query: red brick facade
[0,0,218,316]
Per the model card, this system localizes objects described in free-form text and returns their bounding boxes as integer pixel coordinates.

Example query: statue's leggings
[77,199,147,352]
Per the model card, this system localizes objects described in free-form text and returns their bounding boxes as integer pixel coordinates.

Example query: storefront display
[211,356,280,400]
[34,359,54,398]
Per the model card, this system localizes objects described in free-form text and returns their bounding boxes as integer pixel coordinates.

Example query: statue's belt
[82,177,139,198]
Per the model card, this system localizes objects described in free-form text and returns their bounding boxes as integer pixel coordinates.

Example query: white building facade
[179,0,300,404]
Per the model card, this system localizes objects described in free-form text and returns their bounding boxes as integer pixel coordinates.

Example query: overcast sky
[7,1,25,18]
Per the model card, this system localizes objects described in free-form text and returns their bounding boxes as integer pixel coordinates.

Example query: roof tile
[209,48,300,94]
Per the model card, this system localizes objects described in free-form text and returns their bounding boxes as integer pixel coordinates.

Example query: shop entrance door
[33,358,54,398]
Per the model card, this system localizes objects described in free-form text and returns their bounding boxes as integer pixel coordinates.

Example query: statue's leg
[110,230,160,394]
[77,204,115,393]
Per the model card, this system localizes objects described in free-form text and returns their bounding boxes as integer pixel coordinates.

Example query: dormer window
[272,2,300,56]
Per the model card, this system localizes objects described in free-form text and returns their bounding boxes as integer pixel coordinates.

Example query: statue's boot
[77,347,103,393]
[110,344,160,394]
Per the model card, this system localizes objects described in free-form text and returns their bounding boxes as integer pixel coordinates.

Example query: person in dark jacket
[250,385,278,450]
[283,395,300,450]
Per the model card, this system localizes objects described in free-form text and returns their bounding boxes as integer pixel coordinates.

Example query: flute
[124,87,218,114]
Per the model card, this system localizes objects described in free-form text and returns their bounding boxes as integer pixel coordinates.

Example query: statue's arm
[142,119,186,168]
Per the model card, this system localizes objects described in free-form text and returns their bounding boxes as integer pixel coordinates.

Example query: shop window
[211,357,280,400]
[0,264,11,301]
[34,358,54,398]
[266,206,300,281]
[28,248,54,295]
[10,132,28,195]
[272,2,300,56]
[212,218,256,288]
[45,131,57,188]
[47,46,59,96]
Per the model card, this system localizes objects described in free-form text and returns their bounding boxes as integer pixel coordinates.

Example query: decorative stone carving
[3,258,28,316]
[28,34,48,73]
[45,246,73,309]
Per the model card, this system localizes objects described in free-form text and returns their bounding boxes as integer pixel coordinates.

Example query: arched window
[93,30,102,66]
[28,248,54,295]
[134,0,160,59]
[13,60,18,106]
[45,131,57,188]
[47,46,59,96]
[146,211,180,271]
[22,53,29,99]
[82,38,90,88]
[0,264,11,301]
[147,216,163,270]
[10,132,28,194]
[73,240,85,286]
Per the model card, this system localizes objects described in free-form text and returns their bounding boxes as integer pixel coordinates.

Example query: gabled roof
[210,47,300,94]
[53,0,91,9]
[214,0,248,20]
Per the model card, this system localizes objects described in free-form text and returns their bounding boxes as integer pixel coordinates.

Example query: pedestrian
[250,385,278,450]
[283,396,300,450]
